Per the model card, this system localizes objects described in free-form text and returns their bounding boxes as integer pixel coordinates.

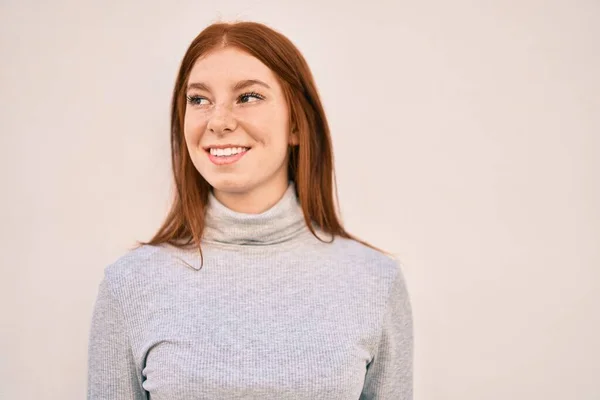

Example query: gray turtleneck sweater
[87,182,413,399]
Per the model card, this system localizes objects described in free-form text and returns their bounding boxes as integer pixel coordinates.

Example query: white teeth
[209,147,249,157]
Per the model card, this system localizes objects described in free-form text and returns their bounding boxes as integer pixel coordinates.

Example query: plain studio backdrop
[1,0,598,399]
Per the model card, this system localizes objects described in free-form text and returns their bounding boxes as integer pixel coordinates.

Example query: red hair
[136,21,388,265]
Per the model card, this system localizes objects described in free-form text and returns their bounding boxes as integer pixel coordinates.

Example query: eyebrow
[186,79,271,92]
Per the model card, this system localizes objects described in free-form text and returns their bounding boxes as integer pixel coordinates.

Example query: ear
[289,128,299,146]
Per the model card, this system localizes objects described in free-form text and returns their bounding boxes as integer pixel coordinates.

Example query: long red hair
[136,21,388,265]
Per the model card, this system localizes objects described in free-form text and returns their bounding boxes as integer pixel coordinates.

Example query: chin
[207,176,254,194]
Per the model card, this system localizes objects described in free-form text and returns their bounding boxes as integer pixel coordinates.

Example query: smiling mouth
[206,146,251,157]
[205,146,251,166]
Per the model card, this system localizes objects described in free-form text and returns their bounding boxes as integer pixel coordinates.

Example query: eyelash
[186,91,265,106]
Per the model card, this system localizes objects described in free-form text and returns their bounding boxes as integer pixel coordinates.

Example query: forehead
[188,47,277,86]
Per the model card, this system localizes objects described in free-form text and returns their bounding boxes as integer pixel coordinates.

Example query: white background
[1,0,598,399]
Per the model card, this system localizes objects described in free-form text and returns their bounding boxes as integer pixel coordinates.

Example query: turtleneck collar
[202,181,307,245]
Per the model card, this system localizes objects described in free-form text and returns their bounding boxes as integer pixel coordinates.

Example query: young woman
[87,21,413,400]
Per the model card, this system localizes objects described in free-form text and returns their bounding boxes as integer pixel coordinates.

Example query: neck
[203,180,308,245]
[212,178,290,214]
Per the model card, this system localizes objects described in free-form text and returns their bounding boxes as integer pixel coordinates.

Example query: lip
[203,144,252,150]
[206,147,250,166]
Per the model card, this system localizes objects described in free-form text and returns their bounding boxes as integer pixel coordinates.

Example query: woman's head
[141,21,385,260]
[183,45,298,204]
[171,21,334,206]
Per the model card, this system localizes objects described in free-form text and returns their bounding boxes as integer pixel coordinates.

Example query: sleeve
[87,276,147,399]
[360,264,414,399]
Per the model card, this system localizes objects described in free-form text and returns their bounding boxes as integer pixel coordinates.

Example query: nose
[207,104,237,135]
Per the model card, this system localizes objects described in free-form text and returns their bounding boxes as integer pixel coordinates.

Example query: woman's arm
[360,264,414,399]
[87,276,147,399]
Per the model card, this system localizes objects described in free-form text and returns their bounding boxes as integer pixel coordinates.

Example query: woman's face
[183,46,298,204]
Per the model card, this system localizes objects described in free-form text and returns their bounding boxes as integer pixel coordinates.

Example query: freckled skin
[184,47,299,213]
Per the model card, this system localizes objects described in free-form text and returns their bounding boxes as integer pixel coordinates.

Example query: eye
[186,95,209,106]
[238,91,265,104]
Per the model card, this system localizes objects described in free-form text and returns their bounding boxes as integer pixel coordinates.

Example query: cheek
[184,121,207,149]
[244,108,289,146]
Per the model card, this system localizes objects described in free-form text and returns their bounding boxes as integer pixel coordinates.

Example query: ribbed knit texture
[87,182,413,399]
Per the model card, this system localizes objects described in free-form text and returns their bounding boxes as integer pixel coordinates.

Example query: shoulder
[324,234,403,281]
[333,238,412,309]
[102,243,171,292]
